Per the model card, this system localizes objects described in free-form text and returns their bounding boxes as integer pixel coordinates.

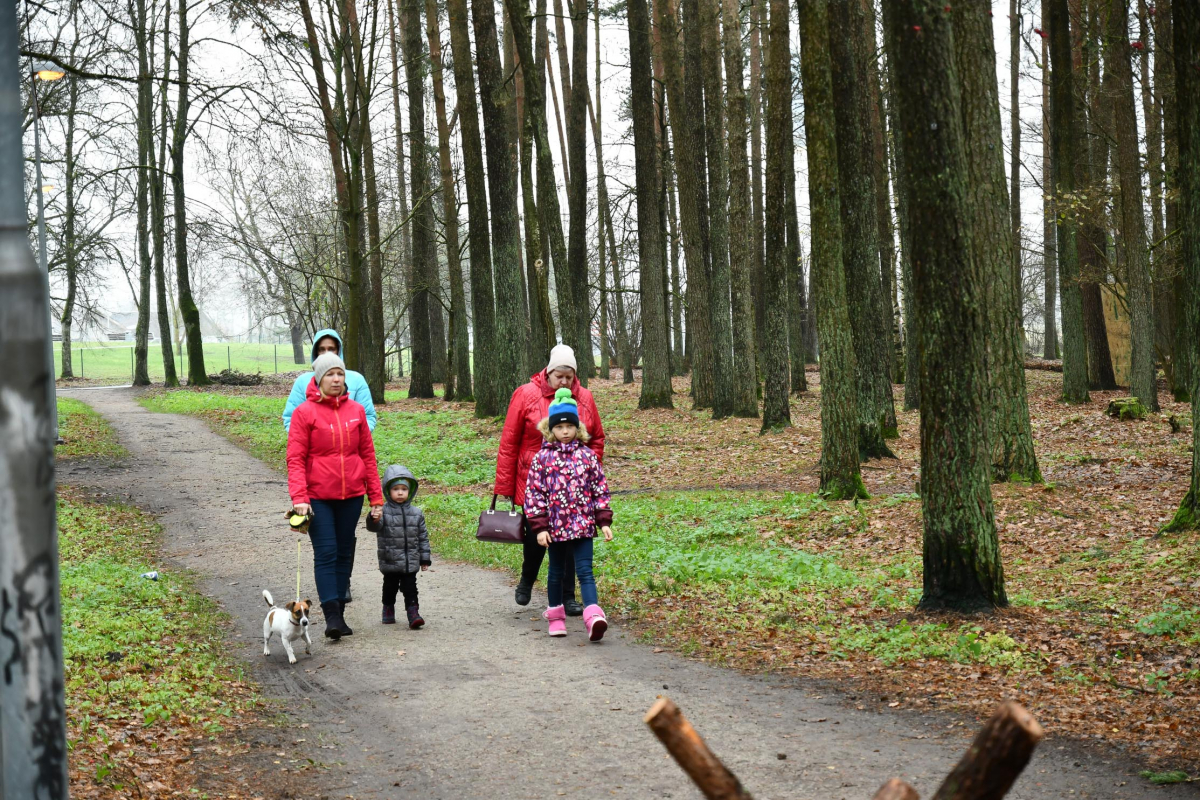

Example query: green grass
[57,341,313,383]
[60,490,256,732]
[57,398,127,460]
[138,391,496,486]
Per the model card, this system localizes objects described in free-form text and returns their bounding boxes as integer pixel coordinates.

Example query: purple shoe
[382,605,396,624]
[406,605,425,629]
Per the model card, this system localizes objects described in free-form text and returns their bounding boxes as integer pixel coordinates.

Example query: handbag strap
[490,494,519,513]
[490,494,499,511]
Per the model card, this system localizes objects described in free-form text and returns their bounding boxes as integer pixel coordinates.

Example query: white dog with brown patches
[262,590,313,664]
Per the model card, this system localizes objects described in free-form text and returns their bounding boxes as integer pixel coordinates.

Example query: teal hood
[310,329,344,363]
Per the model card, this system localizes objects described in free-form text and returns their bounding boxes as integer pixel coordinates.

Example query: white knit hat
[312,352,346,387]
[545,344,577,374]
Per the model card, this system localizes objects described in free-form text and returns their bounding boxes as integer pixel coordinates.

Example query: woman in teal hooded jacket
[282,329,377,432]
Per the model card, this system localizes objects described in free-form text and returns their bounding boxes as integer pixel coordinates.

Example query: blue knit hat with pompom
[548,387,580,428]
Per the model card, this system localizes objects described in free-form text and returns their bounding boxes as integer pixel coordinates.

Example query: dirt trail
[60,388,1195,799]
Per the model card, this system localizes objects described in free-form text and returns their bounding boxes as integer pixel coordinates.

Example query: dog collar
[288,615,303,627]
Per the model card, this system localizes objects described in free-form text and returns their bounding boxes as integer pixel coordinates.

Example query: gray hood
[383,464,418,504]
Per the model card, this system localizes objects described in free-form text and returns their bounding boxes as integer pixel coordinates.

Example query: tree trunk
[388,0,413,385]
[1041,3,1059,361]
[883,45,919,407]
[402,0,435,398]
[170,0,207,386]
[829,0,896,458]
[1140,0,1172,392]
[595,0,609,379]
[884,0,1006,612]
[427,0,472,399]
[629,0,674,408]
[566,0,595,379]
[722,0,759,415]
[521,4,555,371]
[133,0,152,386]
[785,153,809,390]
[761,0,791,432]
[749,0,767,359]
[60,48,80,380]
[797,0,861,494]
[1162,0,1198,532]
[1161,0,1192,402]
[952,0,1041,483]
[1048,0,1089,401]
[446,0,499,414]
[1105,0,1158,411]
[1010,0,1022,320]
[667,155,685,372]
[658,0,716,408]
[475,0,528,403]
[700,0,734,418]
[152,12,178,387]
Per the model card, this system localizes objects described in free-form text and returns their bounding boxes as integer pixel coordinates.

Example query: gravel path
[60,388,1195,800]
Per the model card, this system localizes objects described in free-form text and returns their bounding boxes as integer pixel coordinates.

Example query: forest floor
[56,368,1200,796]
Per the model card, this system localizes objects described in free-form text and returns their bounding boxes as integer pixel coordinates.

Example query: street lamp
[31,61,63,441]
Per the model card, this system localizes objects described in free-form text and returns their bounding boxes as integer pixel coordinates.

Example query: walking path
[60,388,1195,799]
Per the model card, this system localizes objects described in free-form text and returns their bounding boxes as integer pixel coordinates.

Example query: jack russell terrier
[262,590,313,664]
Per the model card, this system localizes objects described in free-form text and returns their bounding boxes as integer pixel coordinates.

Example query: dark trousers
[547,537,597,608]
[520,519,576,600]
[382,572,419,607]
[308,496,362,605]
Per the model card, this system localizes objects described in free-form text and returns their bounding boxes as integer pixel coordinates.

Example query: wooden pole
[930,702,1044,800]
[644,698,753,800]
[873,778,921,800]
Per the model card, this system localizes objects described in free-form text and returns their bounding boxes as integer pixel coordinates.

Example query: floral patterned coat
[523,439,614,543]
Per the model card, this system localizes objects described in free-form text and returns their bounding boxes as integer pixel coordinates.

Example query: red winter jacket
[494,371,605,507]
[287,380,384,506]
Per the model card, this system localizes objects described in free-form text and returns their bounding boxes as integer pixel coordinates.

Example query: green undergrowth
[60,490,256,732]
[139,390,494,485]
[57,398,127,460]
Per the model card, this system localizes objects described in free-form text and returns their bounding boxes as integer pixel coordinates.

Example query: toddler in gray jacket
[366,464,431,628]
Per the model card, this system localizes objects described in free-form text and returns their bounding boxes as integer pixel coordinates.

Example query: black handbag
[475,495,525,544]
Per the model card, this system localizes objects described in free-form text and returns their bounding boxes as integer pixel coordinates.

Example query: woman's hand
[369,505,383,520]
[293,503,312,517]
[601,525,613,542]
[536,531,551,547]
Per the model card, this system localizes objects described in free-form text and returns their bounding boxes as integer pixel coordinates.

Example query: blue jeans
[547,537,598,608]
[309,497,362,605]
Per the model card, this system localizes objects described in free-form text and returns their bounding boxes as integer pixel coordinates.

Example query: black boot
[406,605,425,629]
[336,600,354,636]
[514,583,533,606]
[564,597,584,617]
[321,601,344,640]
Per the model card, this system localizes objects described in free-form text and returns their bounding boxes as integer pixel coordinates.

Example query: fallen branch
[644,697,753,799]
[931,702,1045,800]
[1024,358,1063,373]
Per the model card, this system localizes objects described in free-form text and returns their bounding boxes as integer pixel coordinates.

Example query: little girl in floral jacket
[524,388,614,641]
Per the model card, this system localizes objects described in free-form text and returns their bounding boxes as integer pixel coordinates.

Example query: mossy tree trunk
[723,0,760,416]
[952,0,1041,483]
[759,0,793,432]
[829,0,896,459]
[1105,0,1159,412]
[883,0,1006,611]
[796,0,863,497]
[628,0,675,409]
[1164,0,1198,532]
[1048,0,1090,402]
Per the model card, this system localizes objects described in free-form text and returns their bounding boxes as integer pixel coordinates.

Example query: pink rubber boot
[543,605,568,637]
[583,604,608,642]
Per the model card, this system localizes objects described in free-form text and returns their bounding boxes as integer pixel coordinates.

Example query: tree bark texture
[883,40,919,408]
[829,0,896,458]
[1159,0,1192,402]
[952,0,1041,483]
[427,0,472,399]
[785,153,809,391]
[884,0,1006,611]
[476,0,528,403]
[797,0,863,496]
[447,0,500,414]
[1041,4,1059,361]
[402,0,436,398]
[566,0,596,379]
[133,0,152,386]
[750,0,767,359]
[629,0,675,408]
[1104,0,1158,411]
[722,0,759,415]
[595,0,609,379]
[1163,0,1198,531]
[1048,0,1089,401]
[152,16,178,388]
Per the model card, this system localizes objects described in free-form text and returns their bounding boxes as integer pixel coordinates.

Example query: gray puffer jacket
[366,465,432,574]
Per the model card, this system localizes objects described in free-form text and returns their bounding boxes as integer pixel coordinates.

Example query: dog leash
[296,538,302,603]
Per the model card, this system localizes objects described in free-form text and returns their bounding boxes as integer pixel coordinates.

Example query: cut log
[1023,358,1063,373]
[1106,397,1148,420]
[644,698,753,799]
[873,778,920,800]
[930,702,1044,800]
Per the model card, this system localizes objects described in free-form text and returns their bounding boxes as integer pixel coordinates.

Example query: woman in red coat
[287,353,384,640]
[495,344,605,614]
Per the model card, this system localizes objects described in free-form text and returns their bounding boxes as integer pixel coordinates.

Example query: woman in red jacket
[287,353,384,640]
[495,344,605,613]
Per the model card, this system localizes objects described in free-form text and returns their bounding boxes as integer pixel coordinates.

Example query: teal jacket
[282,329,377,432]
